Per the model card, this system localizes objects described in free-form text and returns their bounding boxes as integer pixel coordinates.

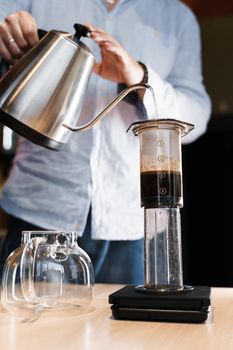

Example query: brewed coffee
[141,170,182,208]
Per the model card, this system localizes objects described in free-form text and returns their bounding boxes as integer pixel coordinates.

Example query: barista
[0,0,211,283]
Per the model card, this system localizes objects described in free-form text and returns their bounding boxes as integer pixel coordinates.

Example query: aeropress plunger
[109,118,211,323]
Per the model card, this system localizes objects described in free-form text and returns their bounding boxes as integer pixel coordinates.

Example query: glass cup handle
[1,247,24,309]
[20,237,47,304]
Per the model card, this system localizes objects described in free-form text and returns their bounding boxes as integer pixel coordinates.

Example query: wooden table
[0,284,233,350]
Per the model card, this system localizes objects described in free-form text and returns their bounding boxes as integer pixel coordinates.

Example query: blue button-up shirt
[0,0,211,239]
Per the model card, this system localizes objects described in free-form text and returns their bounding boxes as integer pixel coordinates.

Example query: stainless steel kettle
[0,24,152,150]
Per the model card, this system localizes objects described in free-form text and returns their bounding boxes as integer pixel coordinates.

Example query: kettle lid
[73,23,91,41]
[71,23,93,54]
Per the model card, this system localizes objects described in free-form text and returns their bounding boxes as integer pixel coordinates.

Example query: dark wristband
[137,61,148,84]
[117,61,148,108]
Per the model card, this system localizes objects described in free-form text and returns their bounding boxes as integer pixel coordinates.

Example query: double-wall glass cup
[1,231,94,316]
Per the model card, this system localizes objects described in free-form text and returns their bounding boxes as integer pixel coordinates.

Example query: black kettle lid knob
[73,23,91,41]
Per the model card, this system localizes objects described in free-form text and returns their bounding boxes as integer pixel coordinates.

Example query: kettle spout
[62,83,154,132]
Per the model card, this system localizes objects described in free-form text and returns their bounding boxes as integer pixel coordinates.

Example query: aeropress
[109,118,211,323]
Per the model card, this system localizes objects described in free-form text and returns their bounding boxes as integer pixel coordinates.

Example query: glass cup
[1,231,94,316]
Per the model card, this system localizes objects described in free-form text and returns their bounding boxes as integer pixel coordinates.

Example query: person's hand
[0,11,39,64]
[85,23,144,86]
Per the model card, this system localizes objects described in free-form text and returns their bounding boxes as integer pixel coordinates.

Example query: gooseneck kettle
[0,23,151,150]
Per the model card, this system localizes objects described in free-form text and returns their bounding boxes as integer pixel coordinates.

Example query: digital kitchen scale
[109,285,211,323]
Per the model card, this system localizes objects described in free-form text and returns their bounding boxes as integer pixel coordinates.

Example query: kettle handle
[37,28,48,39]
[62,83,155,132]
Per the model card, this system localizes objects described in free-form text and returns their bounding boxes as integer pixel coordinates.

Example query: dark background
[180,0,233,286]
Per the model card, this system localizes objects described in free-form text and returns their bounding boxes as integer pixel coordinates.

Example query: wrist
[123,60,148,86]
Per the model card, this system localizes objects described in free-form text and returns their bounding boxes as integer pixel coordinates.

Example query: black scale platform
[109,285,211,323]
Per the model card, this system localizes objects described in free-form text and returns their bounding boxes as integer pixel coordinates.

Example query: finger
[18,11,38,47]
[8,23,30,52]
[101,41,124,61]
[6,11,38,50]
[0,23,24,60]
[0,39,14,63]
[84,22,106,35]
[4,13,29,51]
[83,22,93,32]
[88,24,117,45]
[91,32,116,45]
[5,35,24,58]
